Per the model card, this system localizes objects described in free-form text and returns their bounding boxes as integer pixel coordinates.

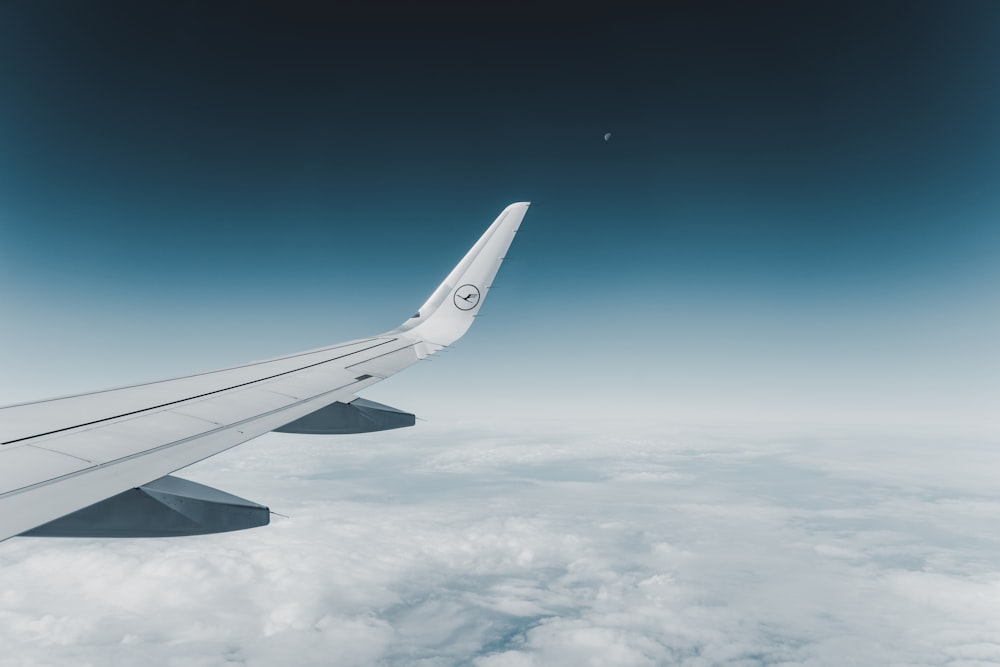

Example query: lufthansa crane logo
[454,284,481,310]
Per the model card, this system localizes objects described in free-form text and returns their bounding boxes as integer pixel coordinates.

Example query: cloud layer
[2,421,999,666]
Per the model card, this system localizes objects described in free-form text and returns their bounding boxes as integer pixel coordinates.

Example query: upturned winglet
[394,202,529,346]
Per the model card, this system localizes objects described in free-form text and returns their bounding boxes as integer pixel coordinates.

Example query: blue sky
[1,0,998,433]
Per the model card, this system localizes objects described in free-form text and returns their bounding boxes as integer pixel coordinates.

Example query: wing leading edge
[0,202,530,542]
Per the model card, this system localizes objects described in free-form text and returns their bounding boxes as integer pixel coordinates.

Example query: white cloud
[1,421,998,666]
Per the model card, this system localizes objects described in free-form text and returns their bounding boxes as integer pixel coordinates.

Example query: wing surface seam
[0,337,386,410]
[0,374,376,499]
[344,343,420,367]
[1,338,398,446]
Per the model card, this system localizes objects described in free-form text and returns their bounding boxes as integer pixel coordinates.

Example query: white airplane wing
[0,202,529,542]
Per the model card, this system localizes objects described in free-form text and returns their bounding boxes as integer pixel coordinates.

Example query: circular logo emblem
[453,284,481,310]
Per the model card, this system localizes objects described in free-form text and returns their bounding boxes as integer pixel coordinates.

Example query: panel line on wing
[0,370,380,499]
[1,338,399,446]
[0,337,388,411]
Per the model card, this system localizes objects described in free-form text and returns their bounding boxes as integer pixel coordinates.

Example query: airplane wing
[0,202,530,542]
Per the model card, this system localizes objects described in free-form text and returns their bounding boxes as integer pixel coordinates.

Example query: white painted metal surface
[0,202,529,541]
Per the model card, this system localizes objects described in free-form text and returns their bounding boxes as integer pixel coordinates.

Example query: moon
[603,132,612,141]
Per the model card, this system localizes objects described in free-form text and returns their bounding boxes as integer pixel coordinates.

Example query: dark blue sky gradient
[1,1,997,430]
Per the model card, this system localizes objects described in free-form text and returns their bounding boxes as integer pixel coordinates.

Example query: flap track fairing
[20,475,269,538]
[273,397,415,435]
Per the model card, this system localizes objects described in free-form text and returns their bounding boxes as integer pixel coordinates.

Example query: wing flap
[260,366,362,399]
[170,387,306,426]
[0,445,95,494]
[36,411,220,463]
[346,344,422,378]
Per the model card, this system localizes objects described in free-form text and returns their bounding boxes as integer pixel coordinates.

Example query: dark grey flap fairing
[274,398,415,435]
[21,475,269,538]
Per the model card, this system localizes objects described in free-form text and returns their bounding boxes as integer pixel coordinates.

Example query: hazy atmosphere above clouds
[1,1,999,665]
